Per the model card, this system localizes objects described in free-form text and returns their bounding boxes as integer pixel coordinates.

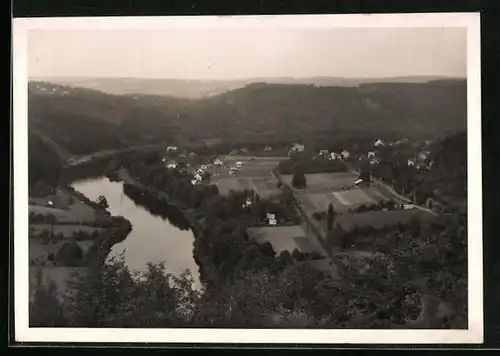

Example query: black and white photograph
[13,13,482,344]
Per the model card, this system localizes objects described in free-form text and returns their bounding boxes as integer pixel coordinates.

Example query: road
[66,143,165,167]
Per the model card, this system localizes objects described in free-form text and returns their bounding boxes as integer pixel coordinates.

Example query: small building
[370,159,379,165]
[374,139,385,147]
[166,146,178,152]
[200,164,208,170]
[419,151,430,160]
[367,151,376,159]
[167,162,177,169]
[214,158,223,166]
[194,173,203,182]
[288,143,305,156]
[319,149,329,157]
[264,145,273,152]
[264,213,277,226]
[340,150,350,159]
[240,147,249,153]
[329,152,342,160]
[407,159,416,167]
[242,198,253,208]
[403,204,414,210]
[235,161,243,168]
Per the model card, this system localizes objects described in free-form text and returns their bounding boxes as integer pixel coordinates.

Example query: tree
[327,203,335,232]
[45,213,57,236]
[55,242,83,266]
[97,195,109,209]
[292,170,307,189]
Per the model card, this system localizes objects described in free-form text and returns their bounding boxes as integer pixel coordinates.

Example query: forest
[28,80,466,155]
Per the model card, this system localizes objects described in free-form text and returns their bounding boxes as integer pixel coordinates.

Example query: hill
[28,79,467,155]
[33,76,462,99]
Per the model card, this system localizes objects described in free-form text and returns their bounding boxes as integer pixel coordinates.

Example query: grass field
[281,172,359,192]
[30,188,97,222]
[298,186,392,213]
[246,225,321,254]
[29,238,96,264]
[30,224,103,238]
[336,209,437,232]
[211,156,283,197]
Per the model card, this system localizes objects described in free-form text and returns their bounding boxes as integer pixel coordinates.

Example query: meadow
[246,225,321,254]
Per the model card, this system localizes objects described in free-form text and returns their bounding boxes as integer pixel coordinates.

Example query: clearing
[246,225,323,254]
[280,172,359,192]
[297,186,392,213]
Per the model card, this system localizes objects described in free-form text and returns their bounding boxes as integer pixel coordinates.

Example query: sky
[28,27,467,80]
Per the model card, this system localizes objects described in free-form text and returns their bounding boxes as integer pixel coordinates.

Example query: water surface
[72,177,200,288]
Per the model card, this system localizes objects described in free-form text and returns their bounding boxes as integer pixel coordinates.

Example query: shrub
[55,242,83,266]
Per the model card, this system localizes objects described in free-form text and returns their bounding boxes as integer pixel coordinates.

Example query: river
[71,177,201,288]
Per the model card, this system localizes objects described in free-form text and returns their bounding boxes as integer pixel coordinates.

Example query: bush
[312,212,323,221]
[55,242,84,266]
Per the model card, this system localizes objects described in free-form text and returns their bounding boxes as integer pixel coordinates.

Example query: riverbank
[28,185,132,299]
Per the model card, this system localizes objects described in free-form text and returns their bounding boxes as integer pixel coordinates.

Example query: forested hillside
[28,79,467,155]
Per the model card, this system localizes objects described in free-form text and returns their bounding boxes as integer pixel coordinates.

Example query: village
[156,138,441,278]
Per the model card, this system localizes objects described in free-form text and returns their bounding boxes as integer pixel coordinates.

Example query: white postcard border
[13,13,482,344]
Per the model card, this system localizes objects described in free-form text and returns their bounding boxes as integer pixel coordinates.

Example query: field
[30,224,103,238]
[29,201,96,223]
[29,188,97,223]
[297,185,392,213]
[211,156,285,197]
[280,172,359,192]
[246,225,323,255]
[29,188,101,303]
[29,233,97,264]
[335,209,438,232]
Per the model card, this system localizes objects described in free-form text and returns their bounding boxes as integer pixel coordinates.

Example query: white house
[264,145,273,152]
[340,150,350,159]
[190,179,198,185]
[419,151,430,160]
[374,139,385,147]
[214,158,223,166]
[370,159,379,165]
[407,159,416,167]
[367,151,376,159]
[242,198,253,208]
[235,161,243,168]
[166,146,178,152]
[265,213,277,226]
[194,173,203,182]
[240,147,249,153]
[329,152,342,160]
[167,163,177,169]
[403,204,414,210]
[290,143,305,153]
[201,164,208,170]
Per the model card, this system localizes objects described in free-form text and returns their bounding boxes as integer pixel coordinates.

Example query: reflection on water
[72,177,200,288]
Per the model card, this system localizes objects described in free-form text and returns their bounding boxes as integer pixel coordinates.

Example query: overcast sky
[28,27,467,80]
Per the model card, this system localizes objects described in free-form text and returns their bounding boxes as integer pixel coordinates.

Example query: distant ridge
[30,76,465,99]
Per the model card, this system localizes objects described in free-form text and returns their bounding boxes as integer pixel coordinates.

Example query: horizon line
[28,74,467,81]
